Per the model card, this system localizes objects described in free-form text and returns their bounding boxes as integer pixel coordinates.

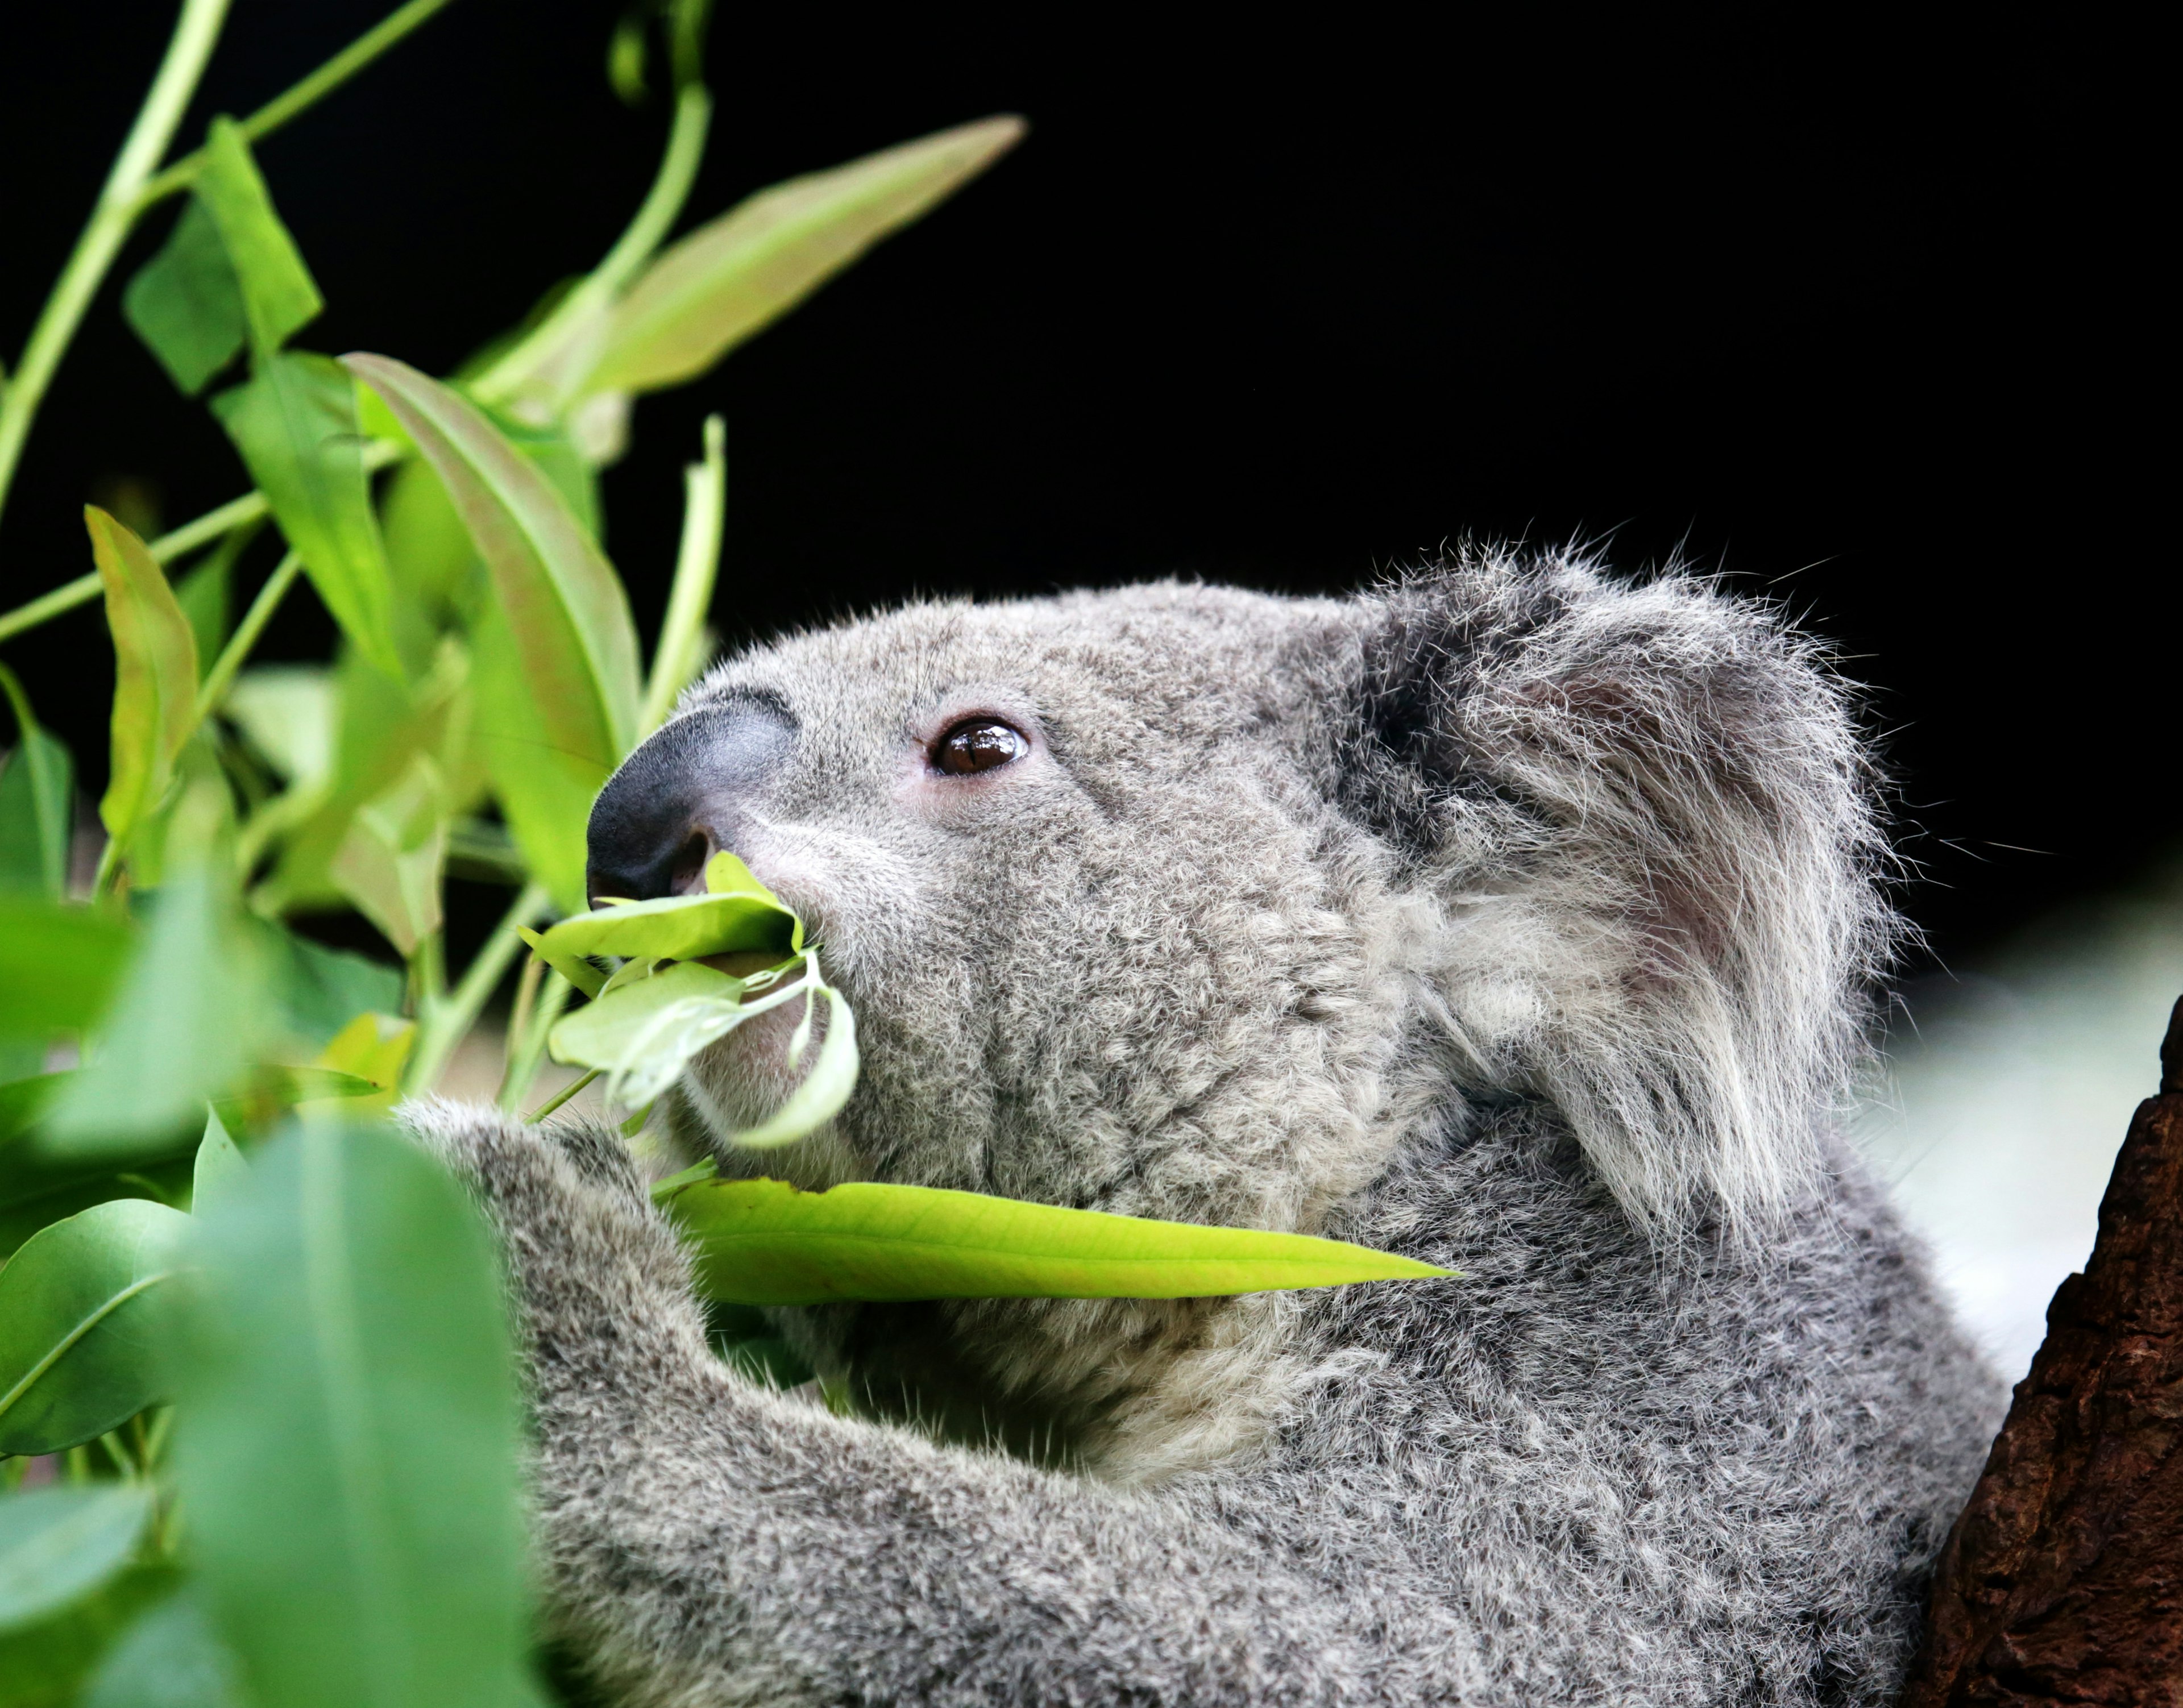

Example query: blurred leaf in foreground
[0,1197,189,1454]
[83,1590,244,1708]
[179,1117,534,1708]
[0,1562,176,1708]
[345,354,640,912]
[44,866,264,1159]
[583,116,1024,397]
[661,1175,1454,1307]
[0,901,131,1040]
[0,1485,153,1634]
[85,509,198,854]
[329,753,447,958]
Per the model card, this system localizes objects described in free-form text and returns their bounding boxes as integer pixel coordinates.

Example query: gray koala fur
[404,545,2006,1706]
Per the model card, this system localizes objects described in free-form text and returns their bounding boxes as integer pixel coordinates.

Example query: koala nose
[585,696,797,903]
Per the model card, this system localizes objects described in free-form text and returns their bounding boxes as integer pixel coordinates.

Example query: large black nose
[586,695,797,903]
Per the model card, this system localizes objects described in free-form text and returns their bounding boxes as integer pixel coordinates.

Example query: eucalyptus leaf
[0,667,75,901]
[174,535,240,678]
[514,926,604,999]
[44,871,263,1157]
[208,1066,382,1144]
[0,1562,176,1708]
[225,665,337,788]
[660,1176,1455,1307]
[725,979,857,1149]
[177,1117,533,1708]
[585,116,1026,395]
[192,117,323,356]
[211,352,401,676]
[343,354,640,912]
[85,508,199,849]
[122,197,248,396]
[547,959,758,1111]
[329,753,447,957]
[246,916,404,1051]
[0,1485,153,1633]
[0,901,131,1039]
[0,1198,189,1454]
[83,1590,245,1708]
[192,1107,247,1220]
[537,884,798,964]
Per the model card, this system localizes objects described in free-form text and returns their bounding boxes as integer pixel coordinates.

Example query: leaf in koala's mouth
[526,851,857,1145]
[653,1173,1457,1306]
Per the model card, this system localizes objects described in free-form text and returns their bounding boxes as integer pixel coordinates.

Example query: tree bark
[1900,995,2183,1705]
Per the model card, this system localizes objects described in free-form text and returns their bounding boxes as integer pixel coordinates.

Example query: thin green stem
[404,882,550,1094]
[526,1067,599,1124]
[641,413,726,731]
[0,440,397,647]
[500,969,575,1110]
[0,0,234,531]
[193,547,301,722]
[136,0,463,208]
[471,83,712,406]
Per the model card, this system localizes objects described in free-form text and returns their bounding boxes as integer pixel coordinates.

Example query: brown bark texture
[1900,994,2183,1705]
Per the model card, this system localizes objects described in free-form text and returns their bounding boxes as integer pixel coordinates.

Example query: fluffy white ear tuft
[1335,546,1898,1236]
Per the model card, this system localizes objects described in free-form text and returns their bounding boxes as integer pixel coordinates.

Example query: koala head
[587,549,1892,1452]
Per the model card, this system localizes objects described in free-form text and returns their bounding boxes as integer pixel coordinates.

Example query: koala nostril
[669,832,712,896]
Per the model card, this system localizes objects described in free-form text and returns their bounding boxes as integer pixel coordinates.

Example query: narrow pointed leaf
[343,354,640,910]
[85,509,198,846]
[0,667,75,900]
[328,754,446,957]
[726,983,857,1149]
[178,1119,532,1708]
[546,959,746,1100]
[192,1108,247,1220]
[537,884,798,963]
[0,1486,153,1633]
[0,1199,189,1454]
[516,927,603,999]
[122,197,248,396]
[193,117,322,356]
[586,116,1026,395]
[211,354,400,675]
[44,872,263,1157]
[661,1177,1456,1307]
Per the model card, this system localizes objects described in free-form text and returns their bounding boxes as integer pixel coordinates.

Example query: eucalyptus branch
[470,83,712,408]
[0,440,398,646]
[135,0,463,209]
[0,0,233,529]
[525,1067,599,1124]
[192,548,302,722]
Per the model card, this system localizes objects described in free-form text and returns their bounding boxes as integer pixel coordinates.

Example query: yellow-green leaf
[583,116,1025,396]
[535,883,798,965]
[327,754,446,958]
[85,509,199,846]
[659,1176,1455,1306]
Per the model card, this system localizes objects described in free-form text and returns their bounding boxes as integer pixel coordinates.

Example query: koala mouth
[699,949,808,1001]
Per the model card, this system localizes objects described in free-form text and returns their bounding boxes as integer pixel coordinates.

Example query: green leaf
[173,535,241,679]
[329,753,446,958]
[0,1562,176,1708]
[83,1589,245,1708]
[191,1108,247,1220]
[584,116,1025,396]
[85,509,199,849]
[727,980,857,1150]
[192,117,322,357]
[536,884,797,965]
[246,917,403,1051]
[122,197,248,396]
[44,872,263,1158]
[0,666,76,900]
[177,1118,533,1708]
[211,354,400,676]
[0,901,132,1039]
[224,665,336,788]
[660,1177,1456,1307]
[342,354,640,912]
[546,959,750,1109]
[514,926,603,999]
[0,1198,189,1454]
[0,1485,152,1633]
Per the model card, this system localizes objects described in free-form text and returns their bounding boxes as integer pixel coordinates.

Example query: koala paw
[397,1097,709,1391]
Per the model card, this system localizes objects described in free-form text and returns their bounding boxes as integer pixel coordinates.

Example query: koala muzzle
[585,695,797,904]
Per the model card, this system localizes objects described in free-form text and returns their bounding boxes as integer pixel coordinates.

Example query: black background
[1,3,2161,974]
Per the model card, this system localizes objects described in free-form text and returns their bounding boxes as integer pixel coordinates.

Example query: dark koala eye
[933,717,1028,775]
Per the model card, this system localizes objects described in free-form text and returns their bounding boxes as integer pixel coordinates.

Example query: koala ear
[1335,548,1896,1237]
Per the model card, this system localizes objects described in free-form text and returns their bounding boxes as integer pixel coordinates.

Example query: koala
[407,546,2006,1706]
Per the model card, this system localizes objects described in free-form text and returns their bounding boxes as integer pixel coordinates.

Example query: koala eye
[933,717,1028,775]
